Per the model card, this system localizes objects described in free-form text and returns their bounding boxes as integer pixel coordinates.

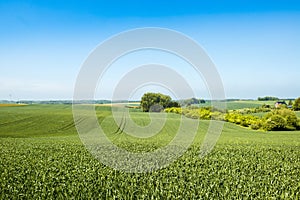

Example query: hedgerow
[165,107,300,131]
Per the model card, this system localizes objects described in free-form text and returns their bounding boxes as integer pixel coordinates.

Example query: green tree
[262,108,299,131]
[263,115,287,131]
[140,93,179,112]
[258,96,279,101]
[293,97,300,111]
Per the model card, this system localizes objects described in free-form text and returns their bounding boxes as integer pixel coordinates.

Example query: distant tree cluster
[140,93,179,112]
[180,97,206,106]
[258,96,279,101]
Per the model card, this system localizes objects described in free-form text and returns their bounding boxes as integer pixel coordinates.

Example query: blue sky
[0,0,300,100]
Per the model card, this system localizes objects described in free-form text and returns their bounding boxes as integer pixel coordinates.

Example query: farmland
[1,104,300,199]
[186,100,275,110]
[225,100,275,110]
[0,103,27,107]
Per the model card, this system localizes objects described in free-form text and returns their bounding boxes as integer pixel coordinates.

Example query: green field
[225,100,275,110]
[188,100,275,110]
[1,104,300,199]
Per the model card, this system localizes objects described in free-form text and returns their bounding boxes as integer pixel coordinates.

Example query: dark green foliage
[167,100,180,108]
[179,98,206,106]
[258,96,279,101]
[293,97,300,111]
[262,104,271,108]
[140,93,179,112]
[149,104,164,112]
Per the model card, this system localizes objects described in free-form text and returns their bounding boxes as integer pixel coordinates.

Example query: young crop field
[187,100,275,110]
[0,104,300,199]
[225,100,275,110]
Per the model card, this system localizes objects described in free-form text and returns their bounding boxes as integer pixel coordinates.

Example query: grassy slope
[191,100,275,110]
[0,105,300,198]
[225,100,275,110]
[0,104,76,137]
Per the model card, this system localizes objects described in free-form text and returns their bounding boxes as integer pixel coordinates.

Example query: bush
[166,106,300,131]
[250,119,264,130]
[164,107,182,114]
[277,109,298,130]
[225,112,260,127]
[199,109,211,120]
[211,112,225,121]
[184,109,199,119]
[263,115,287,131]
[293,97,300,111]
[234,106,272,115]
[165,106,226,120]
[262,108,300,131]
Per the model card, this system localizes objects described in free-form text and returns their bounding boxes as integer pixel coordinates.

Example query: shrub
[164,107,182,114]
[263,115,287,131]
[225,112,260,127]
[211,112,225,121]
[277,109,298,130]
[262,108,299,131]
[250,119,264,130]
[166,106,300,131]
[293,97,300,111]
[199,109,211,120]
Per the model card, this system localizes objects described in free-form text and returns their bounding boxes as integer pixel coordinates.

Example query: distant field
[95,100,276,111]
[95,102,140,108]
[191,100,275,110]
[0,103,27,107]
[0,104,299,198]
[225,100,275,110]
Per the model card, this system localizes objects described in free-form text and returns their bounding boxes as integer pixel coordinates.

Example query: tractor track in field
[58,120,76,131]
[57,117,91,132]
[0,116,36,127]
[113,112,127,135]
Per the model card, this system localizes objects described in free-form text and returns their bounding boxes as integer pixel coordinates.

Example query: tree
[262,108,300,131]
[258,96,279,101]
[140,93,179,112]
[263,115,287,131]
[180,98,205,106]
[293,97,300,111]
